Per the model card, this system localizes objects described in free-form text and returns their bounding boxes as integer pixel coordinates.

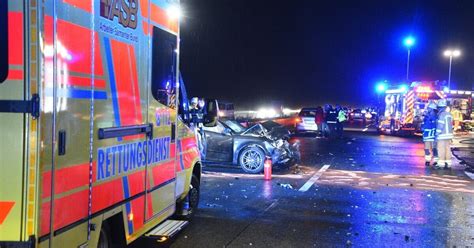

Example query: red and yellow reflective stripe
[405,90,415,124]
[8,12,24,80]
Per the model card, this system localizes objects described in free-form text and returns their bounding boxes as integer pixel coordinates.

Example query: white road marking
[299,164,331,192]
[465,171,474,180]
[202,172,306,180]
[264,200,279,212]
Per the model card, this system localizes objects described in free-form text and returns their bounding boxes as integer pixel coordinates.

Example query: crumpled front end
[269,140,300,165]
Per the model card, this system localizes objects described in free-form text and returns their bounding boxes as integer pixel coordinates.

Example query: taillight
[295,117,302,123]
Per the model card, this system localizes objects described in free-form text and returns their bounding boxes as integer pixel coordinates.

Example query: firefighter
[190,97,203,125]
[421,103,438,166]
[190,97,206,156]
[451,107,463,132]
[435,99,454,170]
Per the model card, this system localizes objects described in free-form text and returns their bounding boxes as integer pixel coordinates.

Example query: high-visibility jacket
[337,110,347,122]
[436,110,454,140]
[451,108,463,122]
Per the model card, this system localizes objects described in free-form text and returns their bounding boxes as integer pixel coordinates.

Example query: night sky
[180,0,474,109]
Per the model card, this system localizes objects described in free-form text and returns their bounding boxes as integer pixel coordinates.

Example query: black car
[201,120,299,173]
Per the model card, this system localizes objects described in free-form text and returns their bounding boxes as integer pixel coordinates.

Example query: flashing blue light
[403,36,416,48]
[376,83,387,93]
[399,84,408,92]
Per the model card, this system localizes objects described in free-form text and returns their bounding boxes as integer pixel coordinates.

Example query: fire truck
[379,81,473,134]
[0,1,217,247]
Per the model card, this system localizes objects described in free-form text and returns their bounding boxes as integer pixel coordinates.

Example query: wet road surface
[138,132,474,247]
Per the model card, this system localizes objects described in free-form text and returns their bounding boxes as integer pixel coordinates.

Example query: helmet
[437,99,447,108]
[428,103,437,110]
[190,97,199,104]
[198,99,205,108]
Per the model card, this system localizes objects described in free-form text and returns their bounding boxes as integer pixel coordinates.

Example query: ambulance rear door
[37,1,98,246]
[0,0,36,243]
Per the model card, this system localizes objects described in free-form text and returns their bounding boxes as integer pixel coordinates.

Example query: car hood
[259,121,291,140]
[238,122,290,141]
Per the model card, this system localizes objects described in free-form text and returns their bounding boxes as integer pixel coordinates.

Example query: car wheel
[239,147,265,174]
[175,174,200,220]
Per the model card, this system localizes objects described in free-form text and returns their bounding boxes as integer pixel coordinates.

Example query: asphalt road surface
[136,131,474,248]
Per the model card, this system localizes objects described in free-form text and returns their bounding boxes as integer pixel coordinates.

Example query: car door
[203,122,233,162]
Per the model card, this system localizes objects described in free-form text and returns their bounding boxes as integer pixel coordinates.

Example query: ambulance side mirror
[204,99,219,127]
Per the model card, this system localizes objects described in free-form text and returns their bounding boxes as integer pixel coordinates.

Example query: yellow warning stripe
[404,90,415,124]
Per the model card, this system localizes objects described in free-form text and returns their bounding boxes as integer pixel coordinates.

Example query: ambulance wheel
[239,147,265,174]
[98,223,112,248]
[176,174,200,220]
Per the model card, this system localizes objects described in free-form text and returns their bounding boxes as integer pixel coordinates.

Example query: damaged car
[201,119,300,173]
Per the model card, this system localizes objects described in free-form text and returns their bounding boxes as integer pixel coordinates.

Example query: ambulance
[0,0,217,247]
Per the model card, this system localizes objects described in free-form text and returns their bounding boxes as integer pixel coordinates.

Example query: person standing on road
[322,105,331,137]
[451,107,463,132]
[190,97,206,156]
[435,100,454,170]
[315,106,324,136]
[336,105,347,138]
[326,105,338,137]
[421,103,438,167]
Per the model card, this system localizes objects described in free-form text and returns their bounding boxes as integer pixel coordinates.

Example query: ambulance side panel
[34,0,184,247]
[0,0,27,242]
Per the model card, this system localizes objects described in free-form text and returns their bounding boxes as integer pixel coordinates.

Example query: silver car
[201,120,300,173]
[295,108,319,133]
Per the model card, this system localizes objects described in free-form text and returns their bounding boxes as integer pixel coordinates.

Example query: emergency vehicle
[379,81,473,134]
[0,1,217,247]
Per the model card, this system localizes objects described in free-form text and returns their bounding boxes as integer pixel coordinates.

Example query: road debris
[278,183,294,189]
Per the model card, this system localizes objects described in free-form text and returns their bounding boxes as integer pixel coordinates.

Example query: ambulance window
[0,1,8,83]
[151,26,177,107]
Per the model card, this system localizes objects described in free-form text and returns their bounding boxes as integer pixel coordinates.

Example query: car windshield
[222,120,247,133]
[299,110,316,117]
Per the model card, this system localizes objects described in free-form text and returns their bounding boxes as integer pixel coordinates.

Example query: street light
[376,83,387,93]
[403,36,416,82]
[444,49,461,90]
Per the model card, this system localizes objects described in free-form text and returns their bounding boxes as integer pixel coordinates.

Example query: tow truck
[0,1,217,247]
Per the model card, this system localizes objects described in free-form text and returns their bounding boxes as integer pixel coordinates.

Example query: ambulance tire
[98,222,112,248]
[175,174,200,220]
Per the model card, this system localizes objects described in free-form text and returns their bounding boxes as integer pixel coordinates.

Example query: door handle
[58,130,66,156]
[0,94,40,119]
